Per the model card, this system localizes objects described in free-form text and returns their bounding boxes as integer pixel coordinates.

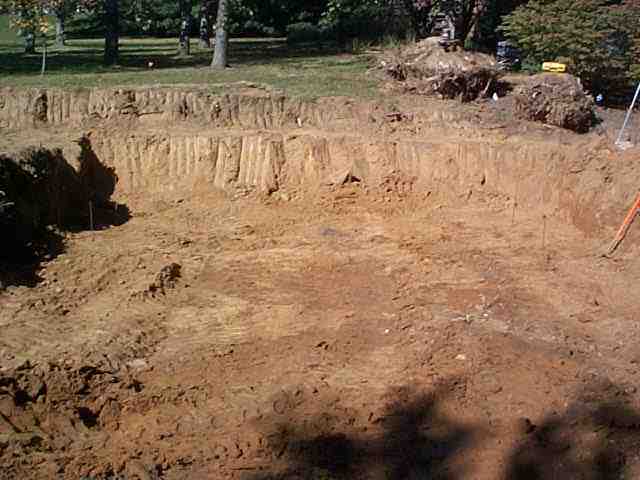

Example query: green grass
[0,15,20,45]
[0,16,379,99]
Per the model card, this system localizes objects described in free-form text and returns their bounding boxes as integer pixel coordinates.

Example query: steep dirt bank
[85,127,637,235]
[0,86,419,131]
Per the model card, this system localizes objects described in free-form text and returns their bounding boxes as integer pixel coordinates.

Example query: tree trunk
[211,0,228,68]
[55,10,65,48]
[41,36,47,75]
[24,31,36,54]
[199,11,210,48]
[104,0,119,65]
[179,0,191,56]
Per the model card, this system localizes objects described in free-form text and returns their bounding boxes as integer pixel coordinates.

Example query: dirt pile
[381,37,502,102]
[513,73,596,133]
[0,359,145,479]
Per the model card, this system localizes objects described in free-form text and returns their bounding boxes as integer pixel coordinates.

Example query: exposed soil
[513,74,596,133]
[379,38,503,103]
[1,87,640,480]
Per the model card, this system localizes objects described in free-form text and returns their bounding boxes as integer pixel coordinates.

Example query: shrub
[240,19,277,37]
[286,22,331,44]
[501,0,640,93]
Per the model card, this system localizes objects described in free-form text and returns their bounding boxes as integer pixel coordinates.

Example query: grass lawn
[0,16,379,99]
[0,14,20,45]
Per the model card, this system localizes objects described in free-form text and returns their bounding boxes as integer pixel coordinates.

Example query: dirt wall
[2,87,637,237]
[0,87,461,131]
[87,130,639,234]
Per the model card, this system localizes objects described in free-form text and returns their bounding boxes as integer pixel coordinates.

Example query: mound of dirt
[381,37,502,102]
[513,74,596,133]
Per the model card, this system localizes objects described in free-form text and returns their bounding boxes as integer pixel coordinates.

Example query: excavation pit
[1,88,639,480]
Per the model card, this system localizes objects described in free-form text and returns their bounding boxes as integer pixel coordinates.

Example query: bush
[239,19,277,37]
[320,0,387,41]
[501,0,640,93]
[286,22,332,44]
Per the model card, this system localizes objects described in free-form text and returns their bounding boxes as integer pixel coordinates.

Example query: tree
[49,0,77,48]
[9,1,46,54]
[401,0,436,39]
[103,0,119,65]
[178,0,191,55]
[8,0,53,71]
[471,0,527,50]
[211,0,228,68]
[501,0,640,91]
[198,4,211,47]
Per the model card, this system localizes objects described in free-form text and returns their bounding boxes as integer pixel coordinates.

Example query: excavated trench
[1,85,637,230]
[88,129,632,231]
[2,87,640,479]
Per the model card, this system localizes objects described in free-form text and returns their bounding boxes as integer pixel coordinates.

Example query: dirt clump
[144,262,182,298]
[513,73,596,133]
[381,37,502,102]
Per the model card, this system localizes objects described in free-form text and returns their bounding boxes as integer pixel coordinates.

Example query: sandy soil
[1,88,640,480]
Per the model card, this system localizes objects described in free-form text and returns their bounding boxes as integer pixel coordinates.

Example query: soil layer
[1,88,639,480]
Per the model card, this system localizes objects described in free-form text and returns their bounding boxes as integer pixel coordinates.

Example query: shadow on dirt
[246,382,477,480]
[77,136,131,229]
[0,139,130,289]
[244,381,640,480]
[505,382,640,480]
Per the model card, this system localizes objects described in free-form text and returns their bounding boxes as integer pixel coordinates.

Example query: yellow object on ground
[542,62,567,73]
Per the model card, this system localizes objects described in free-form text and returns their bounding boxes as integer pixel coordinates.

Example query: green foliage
[501,0,640,91]
[320,0,388,41]
[66,0,329,38]
[472,0,527,51]
[286,22,331,44]
[0,14,21,44]
[233,0,327,36]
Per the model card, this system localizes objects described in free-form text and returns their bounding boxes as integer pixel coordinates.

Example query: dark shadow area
[505,381,640,480]
[245,382,477,480]
[76,406,99,429]
[0,228,64,288]
[76,136,131,229]
[0,139,129,289]
[0,39,350,77]
[241,380,640,480]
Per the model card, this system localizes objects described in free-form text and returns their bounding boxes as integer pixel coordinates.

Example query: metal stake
[615,82,640,148]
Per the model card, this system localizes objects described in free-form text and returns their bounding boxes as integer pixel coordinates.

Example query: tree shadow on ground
[245,381,477,480]
[0,227,64,288]
[0,39,350,77]
[505,381,640,480]
[241,380,640,480]
[76,136,131,229]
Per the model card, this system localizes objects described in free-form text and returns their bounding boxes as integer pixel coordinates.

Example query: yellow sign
[542,62,567,73]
